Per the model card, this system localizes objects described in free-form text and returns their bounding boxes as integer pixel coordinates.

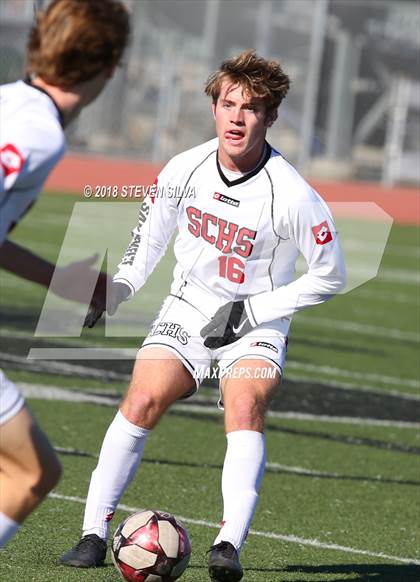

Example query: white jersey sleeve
[0,81,65,243]
[246,186,346,326]
[113,159,179,294]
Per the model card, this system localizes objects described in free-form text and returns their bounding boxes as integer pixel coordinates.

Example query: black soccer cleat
[208,541,244,582]
[59,534,107,568]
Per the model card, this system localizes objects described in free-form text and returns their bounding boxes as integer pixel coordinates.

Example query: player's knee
[225,379,278,430]
[226,392,264,429]
[122,391,164,429]
[17,462,61,511]
[29,453,62,498]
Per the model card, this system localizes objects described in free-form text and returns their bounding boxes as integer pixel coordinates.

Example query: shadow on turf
[140,456,420,487]
[0,307,40,331]
[57,447,420,488]
[279,563,420,581]
[169,409,420,456]
[264,424,420,456]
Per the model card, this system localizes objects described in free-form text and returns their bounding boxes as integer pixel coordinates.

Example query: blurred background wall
[1,0,419,186]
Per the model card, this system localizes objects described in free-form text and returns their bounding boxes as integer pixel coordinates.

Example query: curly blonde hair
[26,0,130,87]
[205,50,290,122]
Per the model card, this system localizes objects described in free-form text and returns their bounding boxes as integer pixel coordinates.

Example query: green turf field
[1,192,419,581]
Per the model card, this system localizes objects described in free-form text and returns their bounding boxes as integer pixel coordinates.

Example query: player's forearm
[0,239,54,287]
[246,269,346,326]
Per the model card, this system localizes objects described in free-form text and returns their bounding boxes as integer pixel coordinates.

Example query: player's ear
[265,109,277,128]
[211,102,217,120]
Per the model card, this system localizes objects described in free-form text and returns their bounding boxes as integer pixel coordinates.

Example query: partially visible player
[0,0,130,548]
[61,50,346,581]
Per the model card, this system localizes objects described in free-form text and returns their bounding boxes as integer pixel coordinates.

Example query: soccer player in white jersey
[62,51,346,581]
[0,0,130,548]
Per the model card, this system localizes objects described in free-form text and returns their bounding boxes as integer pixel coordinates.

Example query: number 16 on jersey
[218,255,246,283]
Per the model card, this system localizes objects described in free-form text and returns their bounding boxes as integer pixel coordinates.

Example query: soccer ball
[111,509,191,581]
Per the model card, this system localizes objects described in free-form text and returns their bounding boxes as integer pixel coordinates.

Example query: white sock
[214,430,266,552]
[0,512,21,548]
[82,410,150,540]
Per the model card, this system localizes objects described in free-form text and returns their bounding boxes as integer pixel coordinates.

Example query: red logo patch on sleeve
[312,220,333,245]
[0,144,25,177]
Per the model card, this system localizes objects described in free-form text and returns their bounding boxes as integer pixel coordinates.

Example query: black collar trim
[24,77,65,128]
[216,142,272,187]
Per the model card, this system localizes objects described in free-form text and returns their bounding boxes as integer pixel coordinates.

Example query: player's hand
[50,253,109,304]
[200,300,254,349]
[84,281,131,328]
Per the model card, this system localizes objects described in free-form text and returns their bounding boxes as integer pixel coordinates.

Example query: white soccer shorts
[0,369,25,425]
[140,294,287,396]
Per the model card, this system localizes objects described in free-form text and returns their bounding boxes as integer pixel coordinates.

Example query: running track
[45,153,420,226]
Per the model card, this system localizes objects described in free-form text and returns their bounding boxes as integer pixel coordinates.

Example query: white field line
[265,462,338,477]
[26,347,138,360]
[18,384,420,430]
[354,289,419,305]
[295,316,420,343]
[7,346,420,397]
[286,362,420,391]
[0,352,130,381]
[52,447,410,481]
[26,347,137,360]
[0,328,116,348]
[24,344,420,395]
[295,265,420,285]
[175,404,420,429]
[343,240,420,260]
[20,384,121,406]
[263,462,416,482]
[2,307,419,348]
[370,268,419,285]
[388,246,420,259]
[284,373,420,402]
[48,493,420,565]
[2,306,420,346]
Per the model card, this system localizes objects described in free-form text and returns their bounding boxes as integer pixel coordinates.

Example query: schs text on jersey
[186,206,256,257]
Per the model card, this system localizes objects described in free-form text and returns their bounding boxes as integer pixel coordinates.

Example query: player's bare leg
[208,359,280,582]
[0,405,62,547]
[61,347,195,568]
[222,359,280,434]
[120,347,196,428]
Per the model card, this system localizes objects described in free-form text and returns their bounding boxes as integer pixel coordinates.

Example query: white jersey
[0,80,66,244]
[0,369,25,425]
[114,138,346,330]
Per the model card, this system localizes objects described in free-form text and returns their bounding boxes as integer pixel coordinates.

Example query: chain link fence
[1,0,419,185]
